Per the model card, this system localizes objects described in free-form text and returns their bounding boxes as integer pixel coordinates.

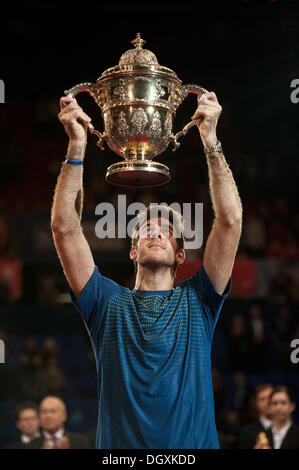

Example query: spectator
[248,304,267,372]
[266,220,289,248]
[41,337,59,366]
[32,356,66,402]
[19,337,42,400]
[4,402,40,449]
[269,264,292,302]
[274,306,294,370]
[0,329,20,401]
[243,212,266,257]
[27,396,90,449]
[218,409,240,449]
[289,263,299,302]
[212,368,225,427]
[236,383,273,449]
[232,371,250,412]
[228,314,251,372]
[0,212,16,258]
[266,386,299,449]
[38,276,58,304]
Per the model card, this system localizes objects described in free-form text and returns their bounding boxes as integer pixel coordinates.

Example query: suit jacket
[4,437,31,449]
[236,419,268,449]
[26,430,91,449]
[267,424,299,449]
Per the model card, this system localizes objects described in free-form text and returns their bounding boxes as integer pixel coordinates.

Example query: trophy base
[105,160,171,189]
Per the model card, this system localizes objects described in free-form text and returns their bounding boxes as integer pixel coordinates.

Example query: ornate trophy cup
[65,34,208,188]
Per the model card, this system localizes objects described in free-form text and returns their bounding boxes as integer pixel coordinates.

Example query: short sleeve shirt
[70,265,231,449]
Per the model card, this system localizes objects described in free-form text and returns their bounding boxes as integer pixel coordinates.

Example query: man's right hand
[58,96,92,148]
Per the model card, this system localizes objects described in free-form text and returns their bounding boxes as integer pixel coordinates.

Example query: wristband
[65,159,83,165]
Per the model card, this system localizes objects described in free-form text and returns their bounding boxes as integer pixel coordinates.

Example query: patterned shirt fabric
[69,265,231,449]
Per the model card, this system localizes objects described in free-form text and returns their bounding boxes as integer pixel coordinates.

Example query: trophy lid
[118,33,159,67]
[100,33,178,79]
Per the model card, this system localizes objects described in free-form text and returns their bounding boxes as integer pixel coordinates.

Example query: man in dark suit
[266,385,299,449]
[4,402,41,449]
[26,396,90,449]
[236,383,273,449]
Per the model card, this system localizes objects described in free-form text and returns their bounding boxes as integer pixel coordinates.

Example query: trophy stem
[106,160,170,189]
[125,148,154,161]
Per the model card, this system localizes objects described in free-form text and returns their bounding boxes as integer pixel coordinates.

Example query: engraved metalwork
[119,33,158,67]
[64,33,208,188]
[118,111,129,138]
[132,108,148,135]
[104,113,113,137]
[112,78,126,101]
[155,79,166,100]
[149,111,162,140]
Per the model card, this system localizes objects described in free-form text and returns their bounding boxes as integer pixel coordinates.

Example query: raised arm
[192,92,242,294]
[51,96,94,299]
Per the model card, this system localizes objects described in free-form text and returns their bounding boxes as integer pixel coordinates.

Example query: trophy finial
[131,33,146,49]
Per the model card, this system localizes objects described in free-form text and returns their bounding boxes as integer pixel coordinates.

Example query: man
[5,402,40,449]
[266,386,299,449]
[51,91,242,448]
[237,383,273,449]
[27,396,90,449]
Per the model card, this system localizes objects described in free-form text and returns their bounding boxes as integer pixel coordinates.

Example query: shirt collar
[43,428,64,440]
[271,422,292,438]
[132,288,173,296]
[21,431,41,444]
[259,416,272,429]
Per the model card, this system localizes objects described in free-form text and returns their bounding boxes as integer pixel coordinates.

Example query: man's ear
[130,245,137,261]
[176,248,185,265]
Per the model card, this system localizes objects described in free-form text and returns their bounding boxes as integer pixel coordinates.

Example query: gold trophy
[65,33,208,188]
[255,432,271,449]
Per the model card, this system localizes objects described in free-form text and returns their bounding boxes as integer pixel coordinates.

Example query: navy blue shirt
[70,265,231,449]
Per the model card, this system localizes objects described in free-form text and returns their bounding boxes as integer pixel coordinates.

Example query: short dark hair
[255,383,273,398]
[131,205,185,278]
[270,385,295,403]
[16,402,38,420]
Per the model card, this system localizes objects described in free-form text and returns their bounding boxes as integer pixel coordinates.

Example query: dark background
[0,0,298,449]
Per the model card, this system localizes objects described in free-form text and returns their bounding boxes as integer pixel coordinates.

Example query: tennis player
[51,91,242,448]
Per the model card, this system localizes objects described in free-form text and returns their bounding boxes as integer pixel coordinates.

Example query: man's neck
[43,427,64,437]
[134,266,174,291]
[272,418,292,432]
[259,414,272,428]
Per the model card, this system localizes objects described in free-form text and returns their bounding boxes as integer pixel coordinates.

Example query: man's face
[130,217,184,272]
[39,397,67,434]
[17,409,40,436]
[256,387,273,418]
[270,392,295,424]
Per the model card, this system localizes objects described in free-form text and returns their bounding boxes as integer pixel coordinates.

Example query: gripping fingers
[59,109,91,125]
[58,102,82,118]
[60,96,77,110]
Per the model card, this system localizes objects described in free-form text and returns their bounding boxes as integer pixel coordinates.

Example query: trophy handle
[64,82,108,150]
[170,84,208,151]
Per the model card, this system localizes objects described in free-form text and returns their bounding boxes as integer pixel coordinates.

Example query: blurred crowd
[0,331,97,448]
[0,292,299,449]
[4,397,94,449]
[1,330,299,449]
[3,384,299,449]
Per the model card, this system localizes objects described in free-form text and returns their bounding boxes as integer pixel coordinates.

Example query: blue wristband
[65,159,83,165]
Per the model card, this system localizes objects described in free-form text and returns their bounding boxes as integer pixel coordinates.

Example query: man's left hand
[191,91,222,148]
